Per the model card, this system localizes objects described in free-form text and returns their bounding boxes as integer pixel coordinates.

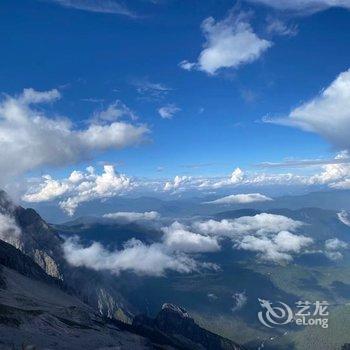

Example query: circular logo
[258,298,293,328]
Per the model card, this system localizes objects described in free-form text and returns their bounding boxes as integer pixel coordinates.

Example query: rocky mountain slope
[0,237,245,349]
[0,190,246,349]
[0,239,154,349]
[0,190,133,321]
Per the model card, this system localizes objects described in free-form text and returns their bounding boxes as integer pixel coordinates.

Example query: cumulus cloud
[307,152,350,188]
[0,89,149,183]
[324,238,348,261]
[161,222,220,253]
[246,0,350,14]
[0,213,22,249]
[324,251,343,261]
[194,213,303,237]
[235,230,313,263]
[161,166,308,194]
[158,104,180,119]
[62,235,219,276]
[193,213,311,263]
[103,211,160,222]
[162,173,226,193]
[204,193,273,205]
[265,69,350,153]
[63,237,200,276]
[23,176,70,202]
[180,11,272,75]
[256,152,350,189]
[325,238,348,251]
[163,175,193,192]
[23,165,132,215]
[210,168,245,188]
[51,0,136,17]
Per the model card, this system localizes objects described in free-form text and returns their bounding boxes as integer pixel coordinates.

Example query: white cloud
[207,292,218,300]
[158,104,180,119]
[324,250,343,261]
[324,238,348,261]
[255,152,350,189]
[19,88,61,104]
[23,175,70,202]
[0,89,149,183]
[210,168,245,188]
[324,238,349,261]
[338,210,350,227]
[246,0,350,14]
[235,230,313,263]
[161,221,220,253]
[325,238,348,251]
[265,69,350,152]
[232,291,247,312]
[133,79,172,100]
[0,213,22,249]
[180,11,272,75]
[52,0,136,17]
[193,213,303,237]
[63,237,200,276]
[93,100,138,121]
[62,236,219,277]
[103,211,160,222]
[23,165,132,216]
[266,18,298,36]
[163,175,192,192]
[204,193,273,205]
[307,152,350,188]
[179,60,197,71]
[258,155,350,168]
[193,214,311,263]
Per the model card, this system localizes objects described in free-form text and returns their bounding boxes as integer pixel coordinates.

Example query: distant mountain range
[25,189,350,224]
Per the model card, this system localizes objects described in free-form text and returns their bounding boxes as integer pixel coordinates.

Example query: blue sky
[2,0,350,213]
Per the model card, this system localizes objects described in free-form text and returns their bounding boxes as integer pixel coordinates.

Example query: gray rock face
[0,191,133,321]
[0,239,244,350]
[0,191,63,280]
[0,239,155,350]
[133,303,246,350]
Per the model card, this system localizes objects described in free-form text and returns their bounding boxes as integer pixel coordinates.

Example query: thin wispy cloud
[51,0,137,18]
[132,78,172,100]
[258,156,350,168]
[246,0,350,15]
[265,17,298,37]
[158,104,180,119]
[103,211,160,222]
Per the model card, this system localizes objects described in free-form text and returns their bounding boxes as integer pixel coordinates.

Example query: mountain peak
[133,304,245,350]
[161,303,190,319]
